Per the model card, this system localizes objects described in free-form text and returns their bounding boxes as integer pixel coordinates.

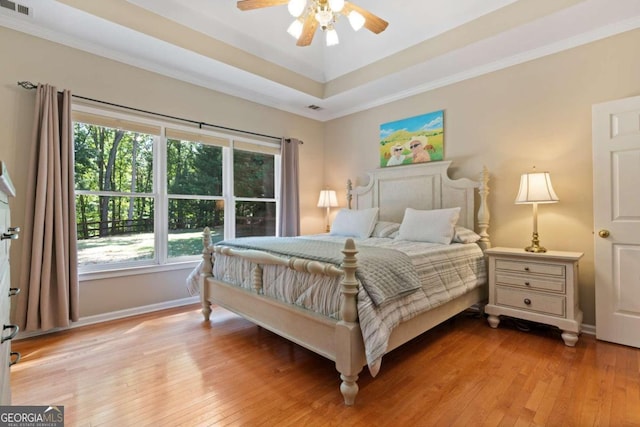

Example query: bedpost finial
[341,238,358,270]
[477,167,491,249]
[203,227,211,248]
[344,238,355,251]
[340,238,358,324]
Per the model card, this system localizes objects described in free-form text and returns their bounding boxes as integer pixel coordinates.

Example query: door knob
[598,229,610,238]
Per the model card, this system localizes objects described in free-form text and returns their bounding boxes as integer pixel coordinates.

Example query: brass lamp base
[524,232,547,253]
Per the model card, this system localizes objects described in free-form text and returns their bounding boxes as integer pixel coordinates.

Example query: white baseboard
[14,298,598,342]
[581,323,595,336]
[15,296,200,340]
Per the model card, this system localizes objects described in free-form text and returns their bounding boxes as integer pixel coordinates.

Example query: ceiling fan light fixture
[315,8,333,28]
[287,18,304,39]
[347,10,365,31]
[287,0,306,17]
[236,0,387,47]
[326,27,339,46]
[327,0,344,12]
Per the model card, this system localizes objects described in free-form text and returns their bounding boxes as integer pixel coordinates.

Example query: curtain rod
[17,81,296,143]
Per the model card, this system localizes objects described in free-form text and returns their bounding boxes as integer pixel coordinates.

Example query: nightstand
[484,247,583,346]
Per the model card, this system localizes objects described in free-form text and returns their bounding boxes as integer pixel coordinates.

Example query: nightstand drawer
[495,259,565,277]
[495,286,566,317]
[495,272,565,293]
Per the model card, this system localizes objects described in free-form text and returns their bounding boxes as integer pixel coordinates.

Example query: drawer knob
[9,352,20,367]
[524,281,531,286]
[524,298,532,305]
[524,267,530,271]
[1,226,20,241]
[1,324,19,343]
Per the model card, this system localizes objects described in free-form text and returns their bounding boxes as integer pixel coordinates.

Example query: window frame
[73,104,281,279]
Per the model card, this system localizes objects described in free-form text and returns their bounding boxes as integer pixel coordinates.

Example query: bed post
[477,166,491,251]
[335,238,364,405]
[200,227,213,321]
[346,179,353,209]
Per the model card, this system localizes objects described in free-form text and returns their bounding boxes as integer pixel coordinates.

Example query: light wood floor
[10,304,640,426]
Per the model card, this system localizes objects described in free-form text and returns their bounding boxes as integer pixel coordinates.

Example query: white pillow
[330,208,379,238]
[452,226,481,244]
[371,221,401,238]
[396,207,461,244]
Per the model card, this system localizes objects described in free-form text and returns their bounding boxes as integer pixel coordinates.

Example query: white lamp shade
[287,0,306,17]
[325,28,339,46]
[515,172,559,204]
[348,10,365,31]
[287,19,304,39]
[317,190,339,208]
[328,0,345,12]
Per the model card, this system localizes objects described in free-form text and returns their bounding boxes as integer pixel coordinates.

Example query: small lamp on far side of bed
[317,189,338,232]
[515,169,559,253]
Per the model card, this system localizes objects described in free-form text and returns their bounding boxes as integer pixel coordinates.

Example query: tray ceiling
[1,0,639,120]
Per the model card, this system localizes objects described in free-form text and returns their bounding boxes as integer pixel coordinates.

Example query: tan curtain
[14,84,79,332]
[278,138,301,237]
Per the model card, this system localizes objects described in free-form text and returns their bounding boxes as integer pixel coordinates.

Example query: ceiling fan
[237,0,389,47]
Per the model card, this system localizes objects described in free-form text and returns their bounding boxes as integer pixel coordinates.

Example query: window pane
[235,201,276,237]
[74,122,154,193]
[76,195,155,265]
[233,150,275,198]
[168,199,224,258]
[167,139,222,196]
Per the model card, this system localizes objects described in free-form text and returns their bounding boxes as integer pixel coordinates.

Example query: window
[165,129,227,259]
[73,112,158,267]
[73,107,280,272]
[233,146,277,238]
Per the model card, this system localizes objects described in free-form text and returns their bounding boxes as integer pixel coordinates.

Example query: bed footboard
[200,228,213,322]
[335,238,361,405]
[199,228,365,405]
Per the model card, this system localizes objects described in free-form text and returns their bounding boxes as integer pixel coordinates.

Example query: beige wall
[3,24,639,326]
[0,27,325,318]
[324,28,640,326]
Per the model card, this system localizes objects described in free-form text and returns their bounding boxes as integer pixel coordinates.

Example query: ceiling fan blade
[237,0,289,11]
[342,2,389,34]
[296,13,318,46]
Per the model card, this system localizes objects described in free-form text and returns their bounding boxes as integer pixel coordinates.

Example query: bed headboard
[347,161,490,249]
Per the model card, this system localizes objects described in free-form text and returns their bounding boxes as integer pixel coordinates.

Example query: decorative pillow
[396,207,461,244]
[371,221,401,238]
[452,226,482,244]
[330,208,379,238]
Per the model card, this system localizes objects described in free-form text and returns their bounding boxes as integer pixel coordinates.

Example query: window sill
[79,259,200,282]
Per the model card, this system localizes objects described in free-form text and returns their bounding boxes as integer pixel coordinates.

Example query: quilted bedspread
[216,236,421,306]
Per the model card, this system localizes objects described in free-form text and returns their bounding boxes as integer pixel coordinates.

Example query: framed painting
[379,110,444,168]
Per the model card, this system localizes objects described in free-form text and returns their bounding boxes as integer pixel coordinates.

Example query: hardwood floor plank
[531,374,564,425]
[626,347,640,426]
[10,305,640,426]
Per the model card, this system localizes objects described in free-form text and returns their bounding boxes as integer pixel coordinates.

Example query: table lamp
[515,171,559,253]
[317,189,338,232]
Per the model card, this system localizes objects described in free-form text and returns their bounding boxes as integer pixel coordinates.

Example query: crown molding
[3,12,640,122]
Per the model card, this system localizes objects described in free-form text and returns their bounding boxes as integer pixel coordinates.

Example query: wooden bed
[198,161,490,405]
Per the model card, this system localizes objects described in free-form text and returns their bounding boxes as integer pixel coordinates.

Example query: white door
[593,95,640,347]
